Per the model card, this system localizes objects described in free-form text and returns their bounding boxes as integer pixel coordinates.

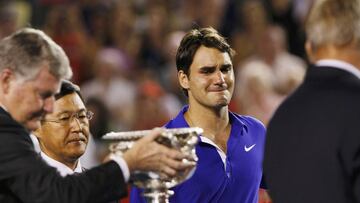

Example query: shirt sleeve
[109,154,130,182]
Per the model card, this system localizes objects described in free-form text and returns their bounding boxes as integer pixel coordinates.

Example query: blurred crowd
[0,0,311,167]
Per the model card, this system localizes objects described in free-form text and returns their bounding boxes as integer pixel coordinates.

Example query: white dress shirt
[41,152,83,177]
[40,151,129,180]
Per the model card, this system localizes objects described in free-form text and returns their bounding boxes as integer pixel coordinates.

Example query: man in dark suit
[264,0,360,202]
[0,28,191,203]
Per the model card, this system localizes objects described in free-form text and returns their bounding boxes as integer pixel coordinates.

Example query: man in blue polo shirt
[131,27,267,202]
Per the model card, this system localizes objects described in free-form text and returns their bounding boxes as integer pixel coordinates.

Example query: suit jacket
[0,107,127,203]
[264,65,360,203]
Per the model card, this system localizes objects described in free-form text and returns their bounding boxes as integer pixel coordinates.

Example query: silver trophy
[103,127,202,203]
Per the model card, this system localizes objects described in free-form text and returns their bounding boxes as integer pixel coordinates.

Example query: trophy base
[143,188,174,203]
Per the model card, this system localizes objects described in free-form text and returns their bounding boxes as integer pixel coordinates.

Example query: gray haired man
[0,28,191,203]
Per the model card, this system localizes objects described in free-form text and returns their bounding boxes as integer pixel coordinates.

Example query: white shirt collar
[40,151,83,176]
[0,103,8,112]
[315,59,360,79]
[30,134,41,153]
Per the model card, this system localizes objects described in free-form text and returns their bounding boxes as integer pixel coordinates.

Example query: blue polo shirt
[130,106,266,203]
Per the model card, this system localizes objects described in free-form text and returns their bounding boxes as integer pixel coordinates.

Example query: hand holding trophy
[103,127,202,203]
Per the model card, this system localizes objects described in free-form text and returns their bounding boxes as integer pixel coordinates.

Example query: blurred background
[0,0,311,173]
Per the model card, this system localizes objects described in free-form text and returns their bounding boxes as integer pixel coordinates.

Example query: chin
[68,151,85,159]
[216,98,230,106]
[77,146,87,153]
[212,101,229,109]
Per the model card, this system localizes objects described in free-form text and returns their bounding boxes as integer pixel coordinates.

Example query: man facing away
[264,0,360,202]
[131,27,267,202]
[0,27,192,203]
[33,80,91,176]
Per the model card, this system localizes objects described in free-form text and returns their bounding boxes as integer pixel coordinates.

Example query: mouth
[209,88,228,93]
[67,134,87,144]
[68,139,86,143]
[208,85,228,92]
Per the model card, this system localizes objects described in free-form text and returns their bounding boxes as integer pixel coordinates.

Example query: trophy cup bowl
[102,127,202,203]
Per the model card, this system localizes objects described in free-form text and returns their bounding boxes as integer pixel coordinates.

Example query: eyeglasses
[41,110,94,126]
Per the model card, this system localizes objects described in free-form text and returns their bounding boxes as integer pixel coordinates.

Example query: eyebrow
[199,65,215,70]
[54,108,86,116]
[221,63,232,68]
[199,63,232,70]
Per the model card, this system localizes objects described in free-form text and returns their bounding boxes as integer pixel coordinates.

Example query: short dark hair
[175,27,235,95]
[176,27,235,74]
[55,80,83,101]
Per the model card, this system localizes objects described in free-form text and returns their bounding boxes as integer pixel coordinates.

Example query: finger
[159,172,169,180]
[161,155,193,171]
[141,127,165,142]
[158,169,174,180]
[160,166,177,177]
[168,149,186,160]
[156,144,186,160]
[168,149,189,161]
[182,158,197,167]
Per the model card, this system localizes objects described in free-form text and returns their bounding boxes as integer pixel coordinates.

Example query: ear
[178,70,190,90]
[0,68,14,94]
[305,41,315,63]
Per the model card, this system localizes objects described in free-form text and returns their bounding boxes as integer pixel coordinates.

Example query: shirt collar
[170,105,247,171]
[0,103,8,112]
[40,151,83,176]
[171,105,246,143]
[315,59,360,79]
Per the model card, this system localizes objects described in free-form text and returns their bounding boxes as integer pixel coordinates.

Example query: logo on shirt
[244,144,256,152]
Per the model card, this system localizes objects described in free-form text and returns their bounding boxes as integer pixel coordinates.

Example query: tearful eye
[200,67,215,74]
[221,66,232,73]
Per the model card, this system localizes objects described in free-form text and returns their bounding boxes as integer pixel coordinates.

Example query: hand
[122,128,193,177]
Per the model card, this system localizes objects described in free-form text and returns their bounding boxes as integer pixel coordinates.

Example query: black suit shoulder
[0,108,127,203]
[264,66,360,203]
[274,66,360,123]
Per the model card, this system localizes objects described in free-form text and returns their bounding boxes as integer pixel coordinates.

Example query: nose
[70,116,83,131]
[43,97,55,113]
[214,71,225,84]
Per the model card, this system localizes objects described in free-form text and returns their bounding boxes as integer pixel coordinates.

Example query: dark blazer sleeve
[339,111,360,202]
[0,109,127,203]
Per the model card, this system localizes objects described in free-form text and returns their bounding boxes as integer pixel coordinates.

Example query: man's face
[5,64,60,131]
[35,92,90,163]
[179,46,234,109]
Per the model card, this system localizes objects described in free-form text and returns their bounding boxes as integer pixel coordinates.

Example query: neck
[62,158,78,171]
[185,102,230,140]
[42,149,79,170]
[309,44,360,70]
